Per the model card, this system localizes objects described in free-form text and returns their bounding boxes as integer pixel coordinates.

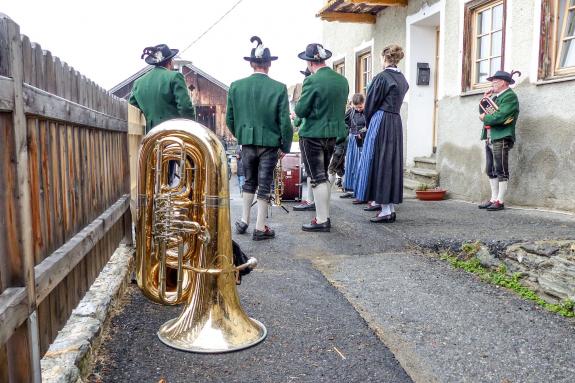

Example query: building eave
[316,0,408,24]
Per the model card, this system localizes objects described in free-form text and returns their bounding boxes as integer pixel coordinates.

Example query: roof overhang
[317,0,408,24]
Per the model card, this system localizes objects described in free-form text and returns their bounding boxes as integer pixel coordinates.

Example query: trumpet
[480,94,499,115]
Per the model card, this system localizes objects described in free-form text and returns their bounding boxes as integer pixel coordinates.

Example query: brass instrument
[480,95,499,115]
[136,119,266,352]
[272,157,284,206]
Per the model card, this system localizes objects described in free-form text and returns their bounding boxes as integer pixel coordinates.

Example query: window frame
[355,49,372,94]
[333,59,345,76]
[539,0,575,79]
[462,0,507,92]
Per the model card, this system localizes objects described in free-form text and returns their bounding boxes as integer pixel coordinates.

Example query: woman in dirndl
[341,93,366,197]
[362,44,409,223]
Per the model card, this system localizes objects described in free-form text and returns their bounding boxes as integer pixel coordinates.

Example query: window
[539,0,575,79]
[462,0,506,91]
[356,50,372,94]
[333,60,345,76]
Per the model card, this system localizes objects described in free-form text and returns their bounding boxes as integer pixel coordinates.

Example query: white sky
[2,0,325,90]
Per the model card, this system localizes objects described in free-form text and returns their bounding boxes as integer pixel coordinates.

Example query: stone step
[413,156,437,170]
[408,167,439,187]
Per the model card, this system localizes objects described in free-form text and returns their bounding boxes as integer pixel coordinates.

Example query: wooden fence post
[4,15,41,383]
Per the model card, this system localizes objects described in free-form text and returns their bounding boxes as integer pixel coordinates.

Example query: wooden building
[110,60,231,140]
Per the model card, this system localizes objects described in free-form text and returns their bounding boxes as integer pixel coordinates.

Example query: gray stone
[520,243,560,257]
[475,246,502,269]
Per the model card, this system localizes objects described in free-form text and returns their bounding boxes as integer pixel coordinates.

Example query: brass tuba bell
[136,119,266,352]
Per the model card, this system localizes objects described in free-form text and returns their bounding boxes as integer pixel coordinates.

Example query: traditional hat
[300,68,311,77]
[141,44,179,66]
[244,36,278,63]
[298,43,332,62]
[487,70,521,84]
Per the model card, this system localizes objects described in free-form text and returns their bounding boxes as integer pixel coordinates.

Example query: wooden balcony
[317,0,408,24]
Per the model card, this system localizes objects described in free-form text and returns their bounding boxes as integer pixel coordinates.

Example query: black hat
[300,68,311,77]
[487,70,521,84]
[141,44,179,66]
[244,36,278,63]
[298,43,332,62]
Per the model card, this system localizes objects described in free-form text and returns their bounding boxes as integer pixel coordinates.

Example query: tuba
[136,119,266,352]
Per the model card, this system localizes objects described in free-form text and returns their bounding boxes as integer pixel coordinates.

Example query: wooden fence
[0,15,131,382]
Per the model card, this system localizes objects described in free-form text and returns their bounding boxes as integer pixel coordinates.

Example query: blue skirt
[343,134,361,191]
[353,111,384,201]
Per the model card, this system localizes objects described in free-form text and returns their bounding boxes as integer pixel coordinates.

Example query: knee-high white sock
[497,181,508,204]
[313,183,329,223]
[489,178,499,202]
[255,198,268,231]
[390,204,395,213]
[306,177,314,203]
[242,192,254,224]
[378,203,392,217]
[327,173,336,201]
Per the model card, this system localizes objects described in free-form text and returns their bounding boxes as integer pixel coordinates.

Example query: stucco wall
[438,0,575,211]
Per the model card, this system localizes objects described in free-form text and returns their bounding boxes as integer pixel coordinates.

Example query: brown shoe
[252,225,275,241]
[352,199,367,205]
[370,213,395,223]
[486,201,505,211]
[302,218,331,232]
[293,201,316,211]
[363,204,381,211]
[478,200,494,209]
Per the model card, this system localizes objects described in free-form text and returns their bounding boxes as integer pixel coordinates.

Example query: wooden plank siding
[0,15,131,382]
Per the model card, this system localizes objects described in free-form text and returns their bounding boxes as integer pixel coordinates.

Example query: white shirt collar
[496,87,511,97]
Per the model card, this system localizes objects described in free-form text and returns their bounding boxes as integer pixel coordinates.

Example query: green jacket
[226,73,292,154]
[129,67,196,133]
[295,67,349,139]
[481,88,519,141]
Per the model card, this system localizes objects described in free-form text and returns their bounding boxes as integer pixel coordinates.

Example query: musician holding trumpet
[478,70,520,211]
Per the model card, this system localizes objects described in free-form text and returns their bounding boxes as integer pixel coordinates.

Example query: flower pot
[415,189,447,201]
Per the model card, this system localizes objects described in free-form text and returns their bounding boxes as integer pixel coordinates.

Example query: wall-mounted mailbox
[417,63,430,86]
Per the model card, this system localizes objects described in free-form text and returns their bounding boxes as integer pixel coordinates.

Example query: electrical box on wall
[416,63,430,86]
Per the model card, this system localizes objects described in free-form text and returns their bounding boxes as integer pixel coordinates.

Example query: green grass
[440,251,575,318]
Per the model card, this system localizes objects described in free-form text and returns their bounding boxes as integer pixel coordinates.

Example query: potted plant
[415,184,447,201]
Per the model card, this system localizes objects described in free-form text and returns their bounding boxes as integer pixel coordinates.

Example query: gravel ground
[89,179,575,383]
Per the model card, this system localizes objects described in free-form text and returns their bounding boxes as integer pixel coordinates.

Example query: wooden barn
[110,60,231,140]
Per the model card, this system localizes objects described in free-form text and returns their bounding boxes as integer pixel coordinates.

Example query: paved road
[90,179,575,382]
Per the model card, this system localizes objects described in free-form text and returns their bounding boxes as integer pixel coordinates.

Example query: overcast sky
[2,0,325,90]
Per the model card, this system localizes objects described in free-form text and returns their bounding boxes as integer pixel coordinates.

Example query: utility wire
[180,0,245,55]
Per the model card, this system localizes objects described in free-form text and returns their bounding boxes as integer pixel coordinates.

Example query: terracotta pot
[415,189,447,201]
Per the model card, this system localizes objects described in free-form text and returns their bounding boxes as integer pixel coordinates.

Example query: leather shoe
[339,192,354,199]
[302,218,331,232]
[370,213,396,223]
[252,225,275,241]
[352,199,367,205]
[486,201,505,211]
[363,204,381,211]
[478,200,494,209]
[235,220,248,234]
[293,201,316,211]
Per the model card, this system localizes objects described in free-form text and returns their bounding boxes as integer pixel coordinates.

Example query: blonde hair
[382,44,404,66]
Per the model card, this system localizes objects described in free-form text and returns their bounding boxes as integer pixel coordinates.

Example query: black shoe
[252,226,275,241]
[293,201,316,211]
[370,213,396,223]
[235,220,248,234]
[486,201,505,211]
[363,204,381,211]
[302,218,331,232]
[478,200,494,209]
[339,192,354,199]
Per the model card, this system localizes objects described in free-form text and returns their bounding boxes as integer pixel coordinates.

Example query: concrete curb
[41,244,134,383]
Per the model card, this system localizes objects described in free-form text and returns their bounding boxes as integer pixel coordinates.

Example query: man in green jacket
[478,70,520,211]
[129,44,196,133]
[227,36,292,241]
[295,43,349,232]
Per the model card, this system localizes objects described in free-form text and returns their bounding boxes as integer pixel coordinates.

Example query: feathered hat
[487,70,521,84]
[141,44,179,66]
[298,43,332,62]
[244,36,278,63]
